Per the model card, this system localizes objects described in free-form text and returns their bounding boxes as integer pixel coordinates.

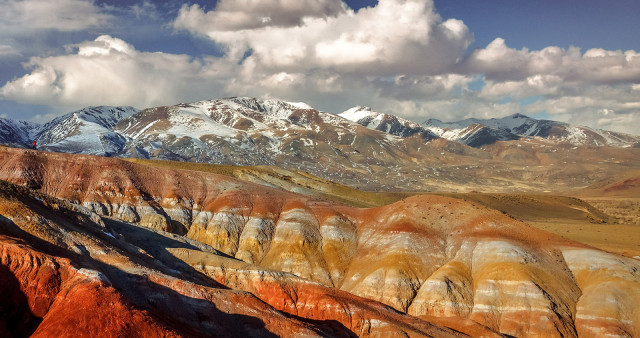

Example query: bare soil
[123,156,640,258]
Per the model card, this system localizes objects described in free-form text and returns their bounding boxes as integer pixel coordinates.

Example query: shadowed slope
[0,181,336,337]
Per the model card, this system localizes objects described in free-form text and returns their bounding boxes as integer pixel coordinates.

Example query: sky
[0,0,639,134]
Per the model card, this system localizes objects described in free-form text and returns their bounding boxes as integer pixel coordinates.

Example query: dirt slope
[124,158,640,257]
[1,147,640,337]
[0,180,467,337]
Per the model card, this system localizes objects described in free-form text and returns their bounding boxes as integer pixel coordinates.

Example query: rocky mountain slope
[340,106,439,140]
[423,113,639,147]
[1,146,639,337]
[0,118,39,148]
[0,106,138,155]
[111,97,443,190]
[1,98,639,193]
[35,106,138,156]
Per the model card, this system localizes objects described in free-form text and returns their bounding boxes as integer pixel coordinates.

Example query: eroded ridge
[1,147,639,337]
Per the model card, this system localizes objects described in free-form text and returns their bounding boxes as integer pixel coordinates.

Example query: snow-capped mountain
[36,106,138,155]
[1,97,639,191]
[0,118,40,147]
[423,113,639,147]
[340,106,438,140]
[113,97,407,184]
[425,123,519,148]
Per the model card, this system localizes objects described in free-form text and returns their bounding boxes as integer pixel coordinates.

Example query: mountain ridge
[422,112,639,147]
[1,97,639,193]
[339,106,439,140]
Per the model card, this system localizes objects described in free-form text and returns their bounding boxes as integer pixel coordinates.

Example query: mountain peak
[339,106,380,122]
[508,113,530,119]
[66,106,140,129]
[0,117,41,146]
[340,107,439,140]
[32,105,138,155]
[220,96,316,112]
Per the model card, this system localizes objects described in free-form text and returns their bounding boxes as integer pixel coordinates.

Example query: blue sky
[435,0,640,51]
[0,0,639,134]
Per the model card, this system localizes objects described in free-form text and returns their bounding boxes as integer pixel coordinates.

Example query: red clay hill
[1,146,639,337]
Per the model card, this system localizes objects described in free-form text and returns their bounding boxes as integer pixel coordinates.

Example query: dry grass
[123,158,240,177]
[123,157,406,207]
[439,194,640,257]
[433,193,611,223]
[582,198,640,225]
[528,220,640,258]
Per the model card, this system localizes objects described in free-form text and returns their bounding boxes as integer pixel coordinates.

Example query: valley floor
[435,194,640,258]
[529,220,640,258]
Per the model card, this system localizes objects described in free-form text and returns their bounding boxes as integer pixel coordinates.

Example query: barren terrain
[1,146,639,337]
[126,156,640,258]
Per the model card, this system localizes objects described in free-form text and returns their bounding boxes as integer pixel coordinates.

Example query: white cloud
[0,0,111,32]
[479,74,563,99]
[1,0,640,135]
[375,74,474,101]
[465,38,531,81]
[518,84,640,134]
[172,0,472,75]
[452,38,640,133]
[466,38,640,85]
[174,0,346,32]
[0,35,231,109]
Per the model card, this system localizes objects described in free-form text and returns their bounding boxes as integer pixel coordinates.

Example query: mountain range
[0,106,138,155]
[1,97,639,192]
[1,99,639,336]
[341,106,639,148]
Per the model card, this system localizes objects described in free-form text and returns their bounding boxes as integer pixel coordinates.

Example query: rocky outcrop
[562,248,640,337]
[0,178,468,337]
[1,147,640,336]
[0,236,182,337]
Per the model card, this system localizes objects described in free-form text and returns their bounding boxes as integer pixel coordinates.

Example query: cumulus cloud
[375,74,475,101]
[174,0,346,31]
[0,35,230,109]
[172,0,472,75]
[0,0,111,32]
[479,74,563,99]
[466,38,640,85]
[0,0,113,62]
[1,0,640,134]
[455,38,640,133]
[518,84,640,134]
